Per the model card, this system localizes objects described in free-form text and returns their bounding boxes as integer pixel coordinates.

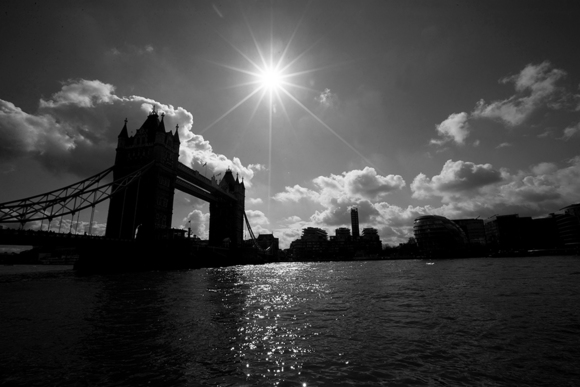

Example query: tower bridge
[106,109,245,248]
[0,109,265,270]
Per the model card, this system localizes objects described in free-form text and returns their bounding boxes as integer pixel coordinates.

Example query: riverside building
[289,227,329,261]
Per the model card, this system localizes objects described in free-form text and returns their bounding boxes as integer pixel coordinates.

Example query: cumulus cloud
[39,79,116,108]
[472,61,567,126]
[273,158,580,248]
[284,215,302,223]
[431,112,470,145]
[273,184,320,203]
[272,167,406,243]
[431,62,574,148]
[272,158,580,247]
[0,100,76,162]
[310,198,380,226]
[411,160,503,200]
[274,167,405,205]
[496,142,512,149]
[0,79,257,183]
[244,209,271,236]
[246,210,270,226]
[182,209,210,239]
[410,157,580,219]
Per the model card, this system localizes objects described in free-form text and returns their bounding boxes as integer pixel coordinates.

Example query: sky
[1,0,580,249]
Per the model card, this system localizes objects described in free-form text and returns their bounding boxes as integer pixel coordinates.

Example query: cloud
[538,129,553,138]
[472,61,567,126]
[273,158,580,248]
[40,80,117,108]
[248,198,263,205]
[316,88,340,111]
[560,122,580,140]
[411,160,503,200]
[410,157,580,219]
[182,209,210,239]
[431,62,574,147]
[106,44,155,57]
[246,210,270,227]
[0,100,76,163]
[310,199,379,226]
[0,79,256,183]
[274,167,405,205]
[496,142,512,149]
[273,184,320,203]
[431,112,470,145]
[272,167,406,244]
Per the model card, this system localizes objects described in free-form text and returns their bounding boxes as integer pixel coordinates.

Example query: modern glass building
[413,215,468,254]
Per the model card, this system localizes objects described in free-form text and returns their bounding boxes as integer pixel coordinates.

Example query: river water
[1,257,579,386]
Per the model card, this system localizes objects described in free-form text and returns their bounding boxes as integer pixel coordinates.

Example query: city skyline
[2,1,580,248]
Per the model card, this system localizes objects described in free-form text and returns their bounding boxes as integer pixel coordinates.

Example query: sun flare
[258,65,284,91]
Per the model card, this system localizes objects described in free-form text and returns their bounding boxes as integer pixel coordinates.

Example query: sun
[257,65,284,91]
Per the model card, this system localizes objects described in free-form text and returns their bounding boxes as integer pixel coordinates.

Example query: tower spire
[118,118,129,138]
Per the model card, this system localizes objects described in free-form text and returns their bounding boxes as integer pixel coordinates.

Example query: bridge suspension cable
[243,211,272,253]
[0,161,154,227]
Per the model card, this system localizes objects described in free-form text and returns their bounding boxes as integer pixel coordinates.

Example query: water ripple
[1,258,580,386]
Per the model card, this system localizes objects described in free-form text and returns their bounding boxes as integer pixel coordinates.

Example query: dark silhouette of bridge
[106,109,245,247]
[0,109,264,271]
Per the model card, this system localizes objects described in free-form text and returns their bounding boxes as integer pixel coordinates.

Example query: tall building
[351,207,360,239]
[106,109,180,239]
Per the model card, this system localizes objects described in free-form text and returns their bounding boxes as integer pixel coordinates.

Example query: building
[452,218,487,246]
[360,227,382,254]
[484,214,532,253]
[329,227,354,259]
[334,227,351,241]
[351,207,360,239]
[413,215,468,255]
[553,204,580,247]
[290,227,329,260]
[528,216,560,250]
[209,168,245,247]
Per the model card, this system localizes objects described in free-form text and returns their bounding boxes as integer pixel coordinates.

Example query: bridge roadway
[0,228,258,272]
[175,162,235,202]
[0,228,136,248]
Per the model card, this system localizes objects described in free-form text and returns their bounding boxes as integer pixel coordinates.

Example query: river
[1,257,579,386]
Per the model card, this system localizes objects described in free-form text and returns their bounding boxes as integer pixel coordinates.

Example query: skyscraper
[351,207,360,239]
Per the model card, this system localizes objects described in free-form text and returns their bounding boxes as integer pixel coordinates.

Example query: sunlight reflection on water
[1,257,580,386]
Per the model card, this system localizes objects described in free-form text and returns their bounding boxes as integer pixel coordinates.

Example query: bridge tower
[209,170,245,248]
[106,109,180,239]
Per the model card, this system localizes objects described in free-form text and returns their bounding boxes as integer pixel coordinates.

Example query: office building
[413,215,467,254]
[351,207,360,239]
